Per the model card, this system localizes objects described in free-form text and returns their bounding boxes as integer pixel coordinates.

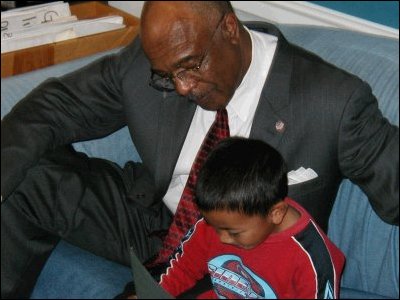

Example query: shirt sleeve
[292,241,345,299]
[159,220,210,297]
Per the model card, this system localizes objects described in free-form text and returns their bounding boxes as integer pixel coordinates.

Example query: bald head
[141,1,234,28]
[140,2,232,48]
[140,2,230,72]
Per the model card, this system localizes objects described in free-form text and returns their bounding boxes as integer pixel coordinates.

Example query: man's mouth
[189,90,212,106]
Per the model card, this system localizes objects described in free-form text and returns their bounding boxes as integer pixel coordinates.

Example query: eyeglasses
[149,14,226,93]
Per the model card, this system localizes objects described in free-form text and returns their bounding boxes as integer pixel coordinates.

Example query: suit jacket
[2,22,398,231]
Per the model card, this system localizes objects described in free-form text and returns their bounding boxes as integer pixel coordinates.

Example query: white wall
[108,1,398,39]
[109,1,144,18]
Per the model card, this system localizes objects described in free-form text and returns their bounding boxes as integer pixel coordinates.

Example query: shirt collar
[227,27,266,122]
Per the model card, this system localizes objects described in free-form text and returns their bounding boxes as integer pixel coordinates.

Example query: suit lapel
[249,23,293,150]
[154,94,196,197]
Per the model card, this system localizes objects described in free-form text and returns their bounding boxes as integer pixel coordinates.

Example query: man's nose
[174,78,197,96]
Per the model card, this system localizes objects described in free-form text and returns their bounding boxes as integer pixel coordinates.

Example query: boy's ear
[269,201,288,225]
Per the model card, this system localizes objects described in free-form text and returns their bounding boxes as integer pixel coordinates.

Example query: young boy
[159,137,345,299]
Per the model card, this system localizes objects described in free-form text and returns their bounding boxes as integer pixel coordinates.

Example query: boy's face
[202,210,275,250]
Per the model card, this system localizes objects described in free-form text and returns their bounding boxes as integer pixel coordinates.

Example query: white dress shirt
[163,28,278,213]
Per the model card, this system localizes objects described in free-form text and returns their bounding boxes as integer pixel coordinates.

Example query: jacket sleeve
[338,81,399,225]
[1,38,142,199]
[159,221,210,297]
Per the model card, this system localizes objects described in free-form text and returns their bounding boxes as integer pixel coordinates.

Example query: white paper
[288,167,318,185]
[1,16,125,53]
[1,2,71,38]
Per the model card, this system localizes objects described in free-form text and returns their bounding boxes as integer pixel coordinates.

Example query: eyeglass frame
[148,13,227,92]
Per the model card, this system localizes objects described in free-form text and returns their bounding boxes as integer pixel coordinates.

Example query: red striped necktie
[149,109,230,266]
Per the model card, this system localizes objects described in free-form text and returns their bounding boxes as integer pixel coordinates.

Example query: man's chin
[194,94,227,111]
[198,104,221,111]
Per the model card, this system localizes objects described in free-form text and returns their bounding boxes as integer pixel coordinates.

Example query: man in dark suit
[1,1,398,298]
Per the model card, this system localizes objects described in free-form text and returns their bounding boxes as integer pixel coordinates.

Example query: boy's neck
[275,204,301,233]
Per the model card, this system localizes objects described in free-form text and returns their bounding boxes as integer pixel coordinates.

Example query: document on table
[1,1,126,53]
[1,16,125,53]
[1,1,71,38]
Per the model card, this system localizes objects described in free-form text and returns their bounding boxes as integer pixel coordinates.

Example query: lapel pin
[275,120,285,133]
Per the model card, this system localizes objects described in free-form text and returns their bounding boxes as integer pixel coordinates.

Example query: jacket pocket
[288,176,324,198]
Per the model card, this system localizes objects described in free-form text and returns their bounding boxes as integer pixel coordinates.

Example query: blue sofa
[1,24,398,299]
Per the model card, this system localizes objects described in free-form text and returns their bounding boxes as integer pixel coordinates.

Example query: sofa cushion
[278,25,399,125]
[341,287,395,299]
[30,240,132,299]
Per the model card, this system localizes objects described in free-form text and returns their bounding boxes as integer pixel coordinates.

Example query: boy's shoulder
[276,197,331,242]
[285,197,310,217]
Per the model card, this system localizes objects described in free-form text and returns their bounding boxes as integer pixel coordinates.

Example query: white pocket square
[288,167,318,185]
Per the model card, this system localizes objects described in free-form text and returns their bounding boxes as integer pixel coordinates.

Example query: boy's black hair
[195,137,288,216]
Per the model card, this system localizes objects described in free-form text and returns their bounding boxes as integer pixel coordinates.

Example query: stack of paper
[1,2,72,38]
[1,1,126,53]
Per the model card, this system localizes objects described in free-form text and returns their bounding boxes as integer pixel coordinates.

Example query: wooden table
[1,1,140,78]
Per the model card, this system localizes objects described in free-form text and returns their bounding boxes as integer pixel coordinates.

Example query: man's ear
[223,12,240,43]
[269,201,288,225]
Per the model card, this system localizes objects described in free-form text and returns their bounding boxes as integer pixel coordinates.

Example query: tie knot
[217,108,228,118]
[215,108,230,138]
